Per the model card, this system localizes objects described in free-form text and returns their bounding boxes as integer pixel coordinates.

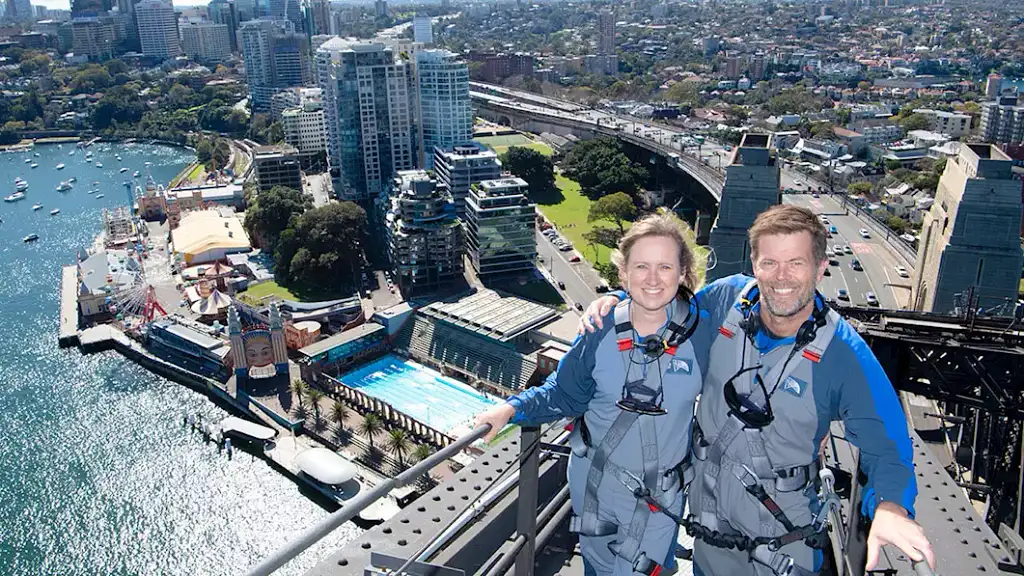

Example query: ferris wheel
[106,277,167,332]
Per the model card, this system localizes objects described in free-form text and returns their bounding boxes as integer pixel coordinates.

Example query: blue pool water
[340,355,501,437]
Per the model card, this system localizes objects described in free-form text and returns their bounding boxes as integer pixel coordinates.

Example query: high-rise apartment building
[374,0,386,17]
[268,0,301,32]
[70,0,109,18]
[180,22,230,63]
[71,17,115,60]
[912,108,972,138]
[596,9,615,55]
[240,19,311,112]
[207,0,237,51]
[749,53,765,80]
[270,85,320,119]
[383,170,463,295]
[980,96,1024,144]
[433,144,502,219]
[316,38,416,202]
[724,54,743,79]
[412,14,432,45]
[416,49,472,170]
[465,177,537,280]
[5,0,33,21]
[707,133,779,281]
[911,144,1023,315]
[135,0,180,59]
[307,0,329,35]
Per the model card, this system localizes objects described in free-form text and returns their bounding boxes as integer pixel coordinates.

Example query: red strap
[719,326,734,338]
[803,349,821,363]
[665,345,678,355]
[564,422,574,432]
[617,338,632,351]
[650,564,663,576]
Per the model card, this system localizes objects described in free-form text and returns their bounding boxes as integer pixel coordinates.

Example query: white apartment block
[980,97,1024,145]
[135,0,181,59]
[412,14,432,44]
[282,101,327,156]
[180,22,231,63]
[912,108,972,139]
[416,49,472,170]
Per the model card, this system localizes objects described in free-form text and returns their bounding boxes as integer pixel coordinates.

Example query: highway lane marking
[850,242,873,255]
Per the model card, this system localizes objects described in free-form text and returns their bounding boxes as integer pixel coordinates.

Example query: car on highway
[829,258,840,266]
[575,302,584,311]
[820,216,830,224]
[557,281,565,289]
[569,255,581,262]
[823,268,831,276]
[829,226,837,234]
[865,292,879,306]
[851,259,863,271]
[833,244,843,254]
[812,192,820,198]
[825,247,833,257]
[837,289,849,301]
[596,285,610,293]
[844,245,853,254]
[895,265,909,278]
[859,228,871,239]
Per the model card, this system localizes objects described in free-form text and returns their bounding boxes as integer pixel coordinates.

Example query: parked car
[569,254,581,262]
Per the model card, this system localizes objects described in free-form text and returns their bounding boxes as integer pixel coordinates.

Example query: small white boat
[23,233,38,242]
[68,176,77,183]
[119,167,128,173]
[116,155,122,161]
[30,163,38,169]
[85,151,93,157]
[68,150,75,156]
[33,152,39,157]
[15,178,28,191]
[87,189,95,195]
[96,194,105,198]
[95,163,103,168]
[24,158,31,164]
[4,192,26,202]
[32,203,42,211]
[56,163,65,170]
[56,181,72,191]
[133,171,140,177]
[50,209,60,216]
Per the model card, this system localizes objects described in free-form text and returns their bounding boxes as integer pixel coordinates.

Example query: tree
[70,66,113,93]
[104,59,129,76]
[884,159,903,172]
[885,214,909,234]
[307,388,324,421]
[562,138,648,198]
[898,113,931,132]
[243,185,309,251]
[386,428,412,467]
[588,192,636,234]
[282,202,367,291]
[410,444,433,464]
[330,402,349,435]
[360,413,383,448]
[499,146,555,197]
[196,138,212,164]
[290,379,307,407]
[847,181,873,196]
[211,138,231,170]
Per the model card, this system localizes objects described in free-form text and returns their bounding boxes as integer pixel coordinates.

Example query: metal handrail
[243,424,492,576]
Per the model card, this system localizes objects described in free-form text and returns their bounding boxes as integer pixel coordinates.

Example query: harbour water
[0,143,359,576]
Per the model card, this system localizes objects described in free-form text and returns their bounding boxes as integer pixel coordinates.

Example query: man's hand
[474,403,516,442]
[865,501,935,572]
[578,295,622,334]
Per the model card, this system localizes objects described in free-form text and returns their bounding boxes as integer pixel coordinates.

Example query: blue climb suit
[597,275,916,576]
[507,297,714,575]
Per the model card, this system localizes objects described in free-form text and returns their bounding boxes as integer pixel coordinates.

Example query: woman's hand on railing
[474,404,515,443]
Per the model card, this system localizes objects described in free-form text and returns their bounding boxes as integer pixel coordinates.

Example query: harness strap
[579,408,639,536]
[613,414,660,563]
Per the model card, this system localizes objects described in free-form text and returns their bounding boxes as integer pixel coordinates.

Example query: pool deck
[58,265,79,347]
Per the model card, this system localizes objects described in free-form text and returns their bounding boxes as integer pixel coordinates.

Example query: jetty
[58,265,79,347]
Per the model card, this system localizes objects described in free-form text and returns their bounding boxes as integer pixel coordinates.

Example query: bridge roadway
[470,85,727,202]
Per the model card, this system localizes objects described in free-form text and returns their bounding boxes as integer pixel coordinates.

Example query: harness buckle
[619,468,649,498]
[733,463,760,489]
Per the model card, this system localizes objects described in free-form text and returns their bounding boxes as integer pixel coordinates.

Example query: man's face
[752,231,826,319]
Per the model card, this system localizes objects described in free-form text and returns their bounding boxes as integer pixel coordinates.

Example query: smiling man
[580,205,934,576]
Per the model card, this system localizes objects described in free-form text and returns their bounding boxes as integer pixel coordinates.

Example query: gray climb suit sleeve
[506,328,606,426]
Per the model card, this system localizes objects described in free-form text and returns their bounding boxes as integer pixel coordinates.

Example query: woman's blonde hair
[610,212,699,292]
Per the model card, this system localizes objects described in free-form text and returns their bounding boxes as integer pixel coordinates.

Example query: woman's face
[620,235,684,314]
[245,336,274,367]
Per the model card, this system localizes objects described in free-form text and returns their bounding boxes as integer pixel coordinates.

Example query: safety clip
[812,469,841,531]
[619,469,650,498]
[733,464,760,489]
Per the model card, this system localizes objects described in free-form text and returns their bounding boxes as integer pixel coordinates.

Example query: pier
[58,265,79,347]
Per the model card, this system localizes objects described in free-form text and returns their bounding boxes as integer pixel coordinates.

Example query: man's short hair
[748,204,828,264]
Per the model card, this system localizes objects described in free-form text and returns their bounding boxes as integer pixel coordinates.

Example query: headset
[724,286,829,428]
[616,287,701,415]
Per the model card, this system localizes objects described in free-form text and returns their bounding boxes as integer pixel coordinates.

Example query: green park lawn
[538,174,627,266]
[238,280,298,304]
[474,135,554,158]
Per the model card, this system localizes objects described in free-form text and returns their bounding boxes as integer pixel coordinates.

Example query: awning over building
[295,448,357,485]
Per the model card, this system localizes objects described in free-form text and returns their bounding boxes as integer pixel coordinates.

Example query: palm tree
[330,402,349,436]
[386,428,412,467]
[360,413,383,449]
[410,444,433,465]
[290,379,307,408]
[307,388,324,422]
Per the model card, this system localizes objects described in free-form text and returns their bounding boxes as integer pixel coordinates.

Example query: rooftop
[419,289,559,342]
[298,322,387,359]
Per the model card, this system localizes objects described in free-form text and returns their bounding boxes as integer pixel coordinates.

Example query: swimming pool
[339,354,502,438]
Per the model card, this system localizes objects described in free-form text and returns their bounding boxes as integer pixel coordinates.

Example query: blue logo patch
[781,376,806,397]
[667,358,693,375]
